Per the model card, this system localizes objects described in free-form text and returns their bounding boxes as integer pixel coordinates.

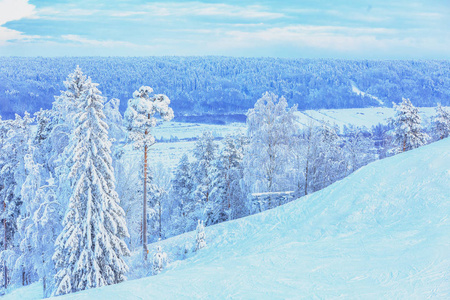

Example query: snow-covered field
[152,121,246,141]
[7,133,449,299]
[296,107,437,130]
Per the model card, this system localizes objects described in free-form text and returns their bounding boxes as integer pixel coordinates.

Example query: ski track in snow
[351,81,385,106]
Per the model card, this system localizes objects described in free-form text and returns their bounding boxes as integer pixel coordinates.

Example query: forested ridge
[1,57,449,119]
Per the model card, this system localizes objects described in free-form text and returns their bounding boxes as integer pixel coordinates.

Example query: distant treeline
[0,57,449,119]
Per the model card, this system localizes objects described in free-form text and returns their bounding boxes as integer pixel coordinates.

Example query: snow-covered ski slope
[7,138,450,299]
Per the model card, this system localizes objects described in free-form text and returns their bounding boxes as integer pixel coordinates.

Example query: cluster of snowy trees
[1,64,450,297]
[0,67,131,296]
[162,94,450,231]
[1,57,450,119]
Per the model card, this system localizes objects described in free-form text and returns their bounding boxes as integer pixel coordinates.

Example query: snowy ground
[7,136,449,299]
[151,121,246,141]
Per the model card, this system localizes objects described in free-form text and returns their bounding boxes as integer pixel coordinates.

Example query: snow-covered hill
[6,138,450,299]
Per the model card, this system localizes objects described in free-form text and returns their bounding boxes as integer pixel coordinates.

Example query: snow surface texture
[6,137,450,299]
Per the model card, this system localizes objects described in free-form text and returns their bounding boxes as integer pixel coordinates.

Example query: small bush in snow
[152,246,168,275]
[196,220,207,251]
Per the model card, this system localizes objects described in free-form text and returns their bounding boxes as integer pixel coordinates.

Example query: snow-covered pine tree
[433,103,450,140]
[124,86,174,260]
[34,109,53,148]
[208,134,246,224]
[152,245,167,275]
[192,131,218,223]
[145,166,166,243]
[53,78,130,296]
[52,65,88,129]
[52,67,91,211]
[316,122,346,190]
[149,163,171,242]
[171,154,195,231]
[195,220,206,251]
[391,98,429,152]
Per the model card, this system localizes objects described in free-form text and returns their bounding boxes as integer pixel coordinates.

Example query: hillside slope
[6,138,450,299]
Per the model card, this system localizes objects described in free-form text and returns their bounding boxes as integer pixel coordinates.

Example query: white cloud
[30,2,283,21]
[61,34,155,50]
[0,0,37,44]
[110,11,147,17]
[33,7,100,20]
[110,2,284,20]
[0,0,35,25]
[206,25,447,56]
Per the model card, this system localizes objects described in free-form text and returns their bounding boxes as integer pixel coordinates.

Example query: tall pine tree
[53,78,130,296]
[123,86,174,260]
[192,131,217,223]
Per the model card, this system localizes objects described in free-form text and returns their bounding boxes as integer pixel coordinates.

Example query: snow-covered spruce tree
[243,92,298,213]
[52,67,91,212]
[140,163,169,244]
[53,78,130,296]
[171,153,195,233]
[391,98,429,153]
[195,220,206,251]
[152,245,167,275]
[433,103,450,140]
[149,163,171,242]
[316,122,346,191]
[124,86,174,260]
[53,66,88,129]
[208,134,246,225]
[192,131,218,225]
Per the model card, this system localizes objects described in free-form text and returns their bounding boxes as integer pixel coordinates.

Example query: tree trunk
[304,127,312,196]
[3,200,6,289]
[143,142,148,261]
[158,203,162,240]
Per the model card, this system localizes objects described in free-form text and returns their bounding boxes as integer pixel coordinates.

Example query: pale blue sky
[0,0,449,58]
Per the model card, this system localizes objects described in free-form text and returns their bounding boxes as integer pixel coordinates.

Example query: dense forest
[1,57,449,119]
